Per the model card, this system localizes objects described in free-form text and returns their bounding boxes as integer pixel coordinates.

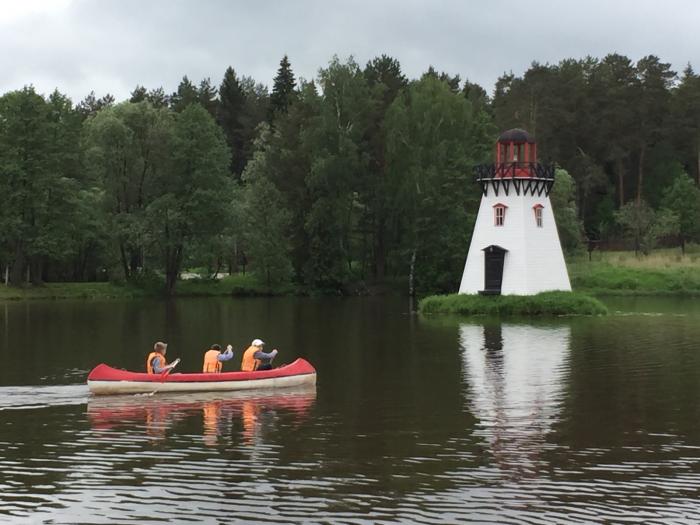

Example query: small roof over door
[482,245,508,253]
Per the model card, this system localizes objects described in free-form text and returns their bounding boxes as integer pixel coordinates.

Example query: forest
[1,53,700,295]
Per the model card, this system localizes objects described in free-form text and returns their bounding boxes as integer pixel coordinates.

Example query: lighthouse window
[494,204,506,226]
[499,144,508,164]
[534,205,543,227]
[514,143,524,162]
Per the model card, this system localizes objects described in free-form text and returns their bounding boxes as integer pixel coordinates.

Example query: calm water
[1,296,700,524]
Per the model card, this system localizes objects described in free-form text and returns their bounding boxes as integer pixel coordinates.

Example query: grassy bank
[569,247,700,295]
[0,282,150,301]
[3,248,699,302]
[0,274,293,301]
[419,291,608,316]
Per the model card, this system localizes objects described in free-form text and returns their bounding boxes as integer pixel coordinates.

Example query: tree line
[1,53,699,295]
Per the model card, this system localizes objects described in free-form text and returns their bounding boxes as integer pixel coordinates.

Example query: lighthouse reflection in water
[460,323,570,478]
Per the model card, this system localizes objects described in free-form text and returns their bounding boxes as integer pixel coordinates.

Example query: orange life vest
[203,349,223,373]
[146,351,165,374]
[241,345,261,372]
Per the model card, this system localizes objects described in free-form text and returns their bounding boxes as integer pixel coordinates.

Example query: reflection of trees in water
[460,323,571,480]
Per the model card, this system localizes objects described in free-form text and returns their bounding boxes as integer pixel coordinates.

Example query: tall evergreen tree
[671,66,700,183]
[217,67,248,176]
[130,85,148,103]
[634,55,676,202]
[197,77,218,117]
[170,75,198,112]
[269,55,296,119]
[146,87,169,108]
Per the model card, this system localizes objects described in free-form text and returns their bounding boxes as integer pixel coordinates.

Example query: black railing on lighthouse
[473,162,556,197]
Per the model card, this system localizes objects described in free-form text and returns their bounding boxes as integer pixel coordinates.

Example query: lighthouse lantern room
[459,129,571,295]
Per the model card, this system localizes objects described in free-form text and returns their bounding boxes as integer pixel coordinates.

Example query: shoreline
[3,257,700,303]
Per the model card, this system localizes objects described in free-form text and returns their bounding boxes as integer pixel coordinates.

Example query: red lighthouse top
[473,128,555,196]
[495,128,537,173]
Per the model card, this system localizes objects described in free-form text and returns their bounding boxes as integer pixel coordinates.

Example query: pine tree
[198,77,218,117]
[129,85,147,103]
[217,67,247,176]
[170,76,198,112]
[269,55,296,119]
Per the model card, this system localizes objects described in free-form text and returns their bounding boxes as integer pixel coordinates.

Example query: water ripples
[3,306,700,523]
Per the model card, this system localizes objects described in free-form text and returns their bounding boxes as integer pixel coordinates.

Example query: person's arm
[151,356,167,374]
[253,349,278,361]
[217,345,234,362]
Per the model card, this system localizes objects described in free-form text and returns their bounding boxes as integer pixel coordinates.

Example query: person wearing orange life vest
[241,339,278,371]
[146,341,177,374]
[202,344,234,373]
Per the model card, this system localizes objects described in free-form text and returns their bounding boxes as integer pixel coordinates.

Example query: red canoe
[87,358,317,395]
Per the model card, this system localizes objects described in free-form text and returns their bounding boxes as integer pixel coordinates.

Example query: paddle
[149,358,181,396]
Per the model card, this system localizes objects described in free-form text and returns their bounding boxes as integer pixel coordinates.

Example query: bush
[419,291,607,316]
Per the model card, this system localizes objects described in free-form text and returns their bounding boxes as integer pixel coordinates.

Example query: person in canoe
[202,344,234,373]
[241,339,278,371]
[146,341,178,374]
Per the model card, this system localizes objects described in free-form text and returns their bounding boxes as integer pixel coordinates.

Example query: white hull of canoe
[88,372,316,395]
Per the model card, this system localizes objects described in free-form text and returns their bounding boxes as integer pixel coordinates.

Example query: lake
[1,296,699,524]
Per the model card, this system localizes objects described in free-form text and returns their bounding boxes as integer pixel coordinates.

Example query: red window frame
[493,203,507,226]
[533,204,543,227]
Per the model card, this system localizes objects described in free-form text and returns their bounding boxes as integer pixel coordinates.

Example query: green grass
[0,282,150,301]
[419,291,608,316]
[3,248,699,302]
[0,273,295,301]
[568,254,700,296]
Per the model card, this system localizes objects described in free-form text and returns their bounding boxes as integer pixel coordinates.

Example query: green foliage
[218,67,252,176]
[385,75,479,293]
[146,103,231,293]
[83,101,173,279]
[550,168,584,253]
[176,273,294,297]
[4,52,700,298]
[170,75,199,112]
[419,291,608,316]
[303,56,370,290]
[0,86,86,283]
[660,172,700,250]
[615,199,656,254]
[241,141,294,287]
[569,261,700,295]
[270,55,296,119]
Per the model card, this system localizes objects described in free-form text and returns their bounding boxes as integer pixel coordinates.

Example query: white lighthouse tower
[459,129,571,295]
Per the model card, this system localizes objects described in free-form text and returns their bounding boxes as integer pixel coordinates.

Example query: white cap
[251,338,265,347]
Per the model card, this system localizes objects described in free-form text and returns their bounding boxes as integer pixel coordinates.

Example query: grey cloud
[1,0,698,103]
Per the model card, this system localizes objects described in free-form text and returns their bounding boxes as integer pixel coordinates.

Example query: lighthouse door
[481,245,507,295]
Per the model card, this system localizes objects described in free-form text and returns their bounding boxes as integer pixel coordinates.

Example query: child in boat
[202,344,234,372]
[241,339,278,371]
[146,341,178,374]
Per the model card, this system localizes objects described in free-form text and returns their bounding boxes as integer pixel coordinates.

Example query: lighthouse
[459,129,571,295]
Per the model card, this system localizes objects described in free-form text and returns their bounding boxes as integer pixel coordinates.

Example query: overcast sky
[1,0,699,103]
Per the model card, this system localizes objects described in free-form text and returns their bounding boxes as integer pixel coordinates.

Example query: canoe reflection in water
[87,385,316,446]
